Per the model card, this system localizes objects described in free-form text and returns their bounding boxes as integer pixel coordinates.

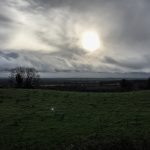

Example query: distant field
[0,89,150,150]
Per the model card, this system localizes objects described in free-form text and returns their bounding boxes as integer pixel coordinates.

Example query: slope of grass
[0,89,150,150]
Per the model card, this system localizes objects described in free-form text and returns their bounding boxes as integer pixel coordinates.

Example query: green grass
[0,89,150,150]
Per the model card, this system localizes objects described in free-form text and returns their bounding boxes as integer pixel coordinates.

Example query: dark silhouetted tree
[120,79,133,90]
[9,67,40,88]
[147,78,150,89]
[25,68,40,88]
[120,79,128,89]
[15,73,23,87]
[9,67,25,88]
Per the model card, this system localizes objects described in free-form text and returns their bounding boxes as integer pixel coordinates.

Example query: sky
[0,0,150,77]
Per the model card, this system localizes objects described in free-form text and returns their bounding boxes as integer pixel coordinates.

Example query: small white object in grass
[51,107,55,112]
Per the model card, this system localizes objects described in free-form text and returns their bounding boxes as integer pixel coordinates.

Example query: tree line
[5,66,150,91]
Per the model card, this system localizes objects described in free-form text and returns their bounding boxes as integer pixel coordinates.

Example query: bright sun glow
[81,31,101,52]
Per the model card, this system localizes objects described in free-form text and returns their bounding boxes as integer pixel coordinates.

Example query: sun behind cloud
[81,31,101,52]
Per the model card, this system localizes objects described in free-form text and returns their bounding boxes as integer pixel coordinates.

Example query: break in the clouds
[0,0,150,74]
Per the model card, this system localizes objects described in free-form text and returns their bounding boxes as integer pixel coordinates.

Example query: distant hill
[0,71,150,78]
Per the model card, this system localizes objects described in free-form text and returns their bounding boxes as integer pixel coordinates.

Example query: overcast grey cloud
[0,0,150,76]
[0,51,19,60]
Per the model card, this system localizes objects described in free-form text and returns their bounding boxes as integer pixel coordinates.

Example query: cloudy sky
[0,0,150,76]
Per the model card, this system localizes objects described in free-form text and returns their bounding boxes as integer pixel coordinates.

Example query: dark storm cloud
[0,14,12,24]
[0,50,93,73]
[104,56,150,70]
[0,51,19,60]
[0,0,150,73]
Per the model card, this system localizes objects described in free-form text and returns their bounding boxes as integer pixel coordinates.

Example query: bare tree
[9,67,25,88]
[9,67,40,88]
[25,68,40,88]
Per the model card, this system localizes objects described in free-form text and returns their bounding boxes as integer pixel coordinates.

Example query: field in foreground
[0,89,150,150]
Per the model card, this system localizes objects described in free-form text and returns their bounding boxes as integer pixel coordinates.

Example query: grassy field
[0,89,150,150]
